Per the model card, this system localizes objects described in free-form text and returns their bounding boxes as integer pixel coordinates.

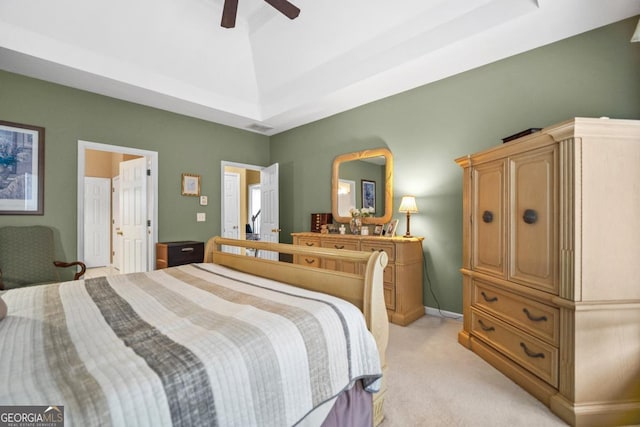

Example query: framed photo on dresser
[384,219,398,237]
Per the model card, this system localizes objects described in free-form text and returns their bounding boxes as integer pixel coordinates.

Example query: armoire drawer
[472,280,559,346]
[471,308,558,388]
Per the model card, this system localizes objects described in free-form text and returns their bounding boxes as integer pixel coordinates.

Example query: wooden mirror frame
[331,148,393,225]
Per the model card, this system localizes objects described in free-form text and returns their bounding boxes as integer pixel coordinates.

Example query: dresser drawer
[296,236,321,248]
[384,283,395,310]
[293,236,322,267]
[321,239,360,274]
[361,241,396,263]
[297,255,321,268]
[320,239,359,251]
[383,263,394,284]
[471,308,558,387]
[472,280,559,346]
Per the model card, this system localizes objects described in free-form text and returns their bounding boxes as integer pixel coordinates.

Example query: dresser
[456,118,640,426]
[155,241,204,269]
[291,232,424,325]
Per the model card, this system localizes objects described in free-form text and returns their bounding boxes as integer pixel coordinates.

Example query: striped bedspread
[0,263,382,427]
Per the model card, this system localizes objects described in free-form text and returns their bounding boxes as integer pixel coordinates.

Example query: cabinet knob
[523,209,538,224]
[482,211,493,223]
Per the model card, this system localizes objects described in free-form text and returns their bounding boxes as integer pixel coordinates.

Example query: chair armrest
[53,261,87,280]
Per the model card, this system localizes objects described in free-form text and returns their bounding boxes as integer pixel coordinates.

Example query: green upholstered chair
[0,226,86,290]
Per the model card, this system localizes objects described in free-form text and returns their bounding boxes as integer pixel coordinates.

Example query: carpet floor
[380,314,568,427]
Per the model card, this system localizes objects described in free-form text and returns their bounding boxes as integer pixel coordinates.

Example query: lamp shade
[399,196,418,213]
[632,18,640,42]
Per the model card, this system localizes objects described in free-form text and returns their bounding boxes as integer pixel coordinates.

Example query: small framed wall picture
[361,179,376,210]
[384,219,399,237]
[181,173,201,196]
[373,224,384,236]
[0,120,45,215]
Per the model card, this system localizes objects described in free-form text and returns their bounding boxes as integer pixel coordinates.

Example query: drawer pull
[181,247,195,252]
[520,342,545,359]
[481,291,498,303]
[334,245,345,249]
[370,248,385,252]
[523,209,538,224]
[305,242,315,246]
[304,258,316,264]
[523,308,547,322]
[482,210,493,223]
[477,319,495,332]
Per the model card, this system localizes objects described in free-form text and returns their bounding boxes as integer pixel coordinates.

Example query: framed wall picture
[361,179,375,210]
[181,173,201,196]
[384,219,399,237]
[0,120,45,215]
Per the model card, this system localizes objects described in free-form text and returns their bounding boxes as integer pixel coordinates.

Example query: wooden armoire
[456,117,640,426]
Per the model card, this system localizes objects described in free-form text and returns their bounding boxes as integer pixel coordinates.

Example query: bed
[0,236,389,426]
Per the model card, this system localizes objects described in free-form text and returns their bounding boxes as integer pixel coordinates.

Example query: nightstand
[155,241,204,269]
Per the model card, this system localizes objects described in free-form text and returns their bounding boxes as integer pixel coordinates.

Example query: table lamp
[398,196,418,237]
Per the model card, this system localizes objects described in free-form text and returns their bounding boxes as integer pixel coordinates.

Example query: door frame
[77,140,158,272]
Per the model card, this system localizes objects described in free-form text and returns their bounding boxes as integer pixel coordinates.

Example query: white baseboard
[424,306,463,321]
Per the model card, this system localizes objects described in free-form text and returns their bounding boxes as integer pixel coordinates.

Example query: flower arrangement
[349,206,375,218]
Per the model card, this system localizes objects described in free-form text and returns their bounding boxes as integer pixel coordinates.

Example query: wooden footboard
[205,236,389,426]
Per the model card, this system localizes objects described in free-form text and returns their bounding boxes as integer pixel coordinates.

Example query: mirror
[331,148,393,225]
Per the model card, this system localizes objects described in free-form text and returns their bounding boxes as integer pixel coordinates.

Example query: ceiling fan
[221,0,300,28]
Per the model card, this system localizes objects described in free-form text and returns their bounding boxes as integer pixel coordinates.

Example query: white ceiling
[1,0,639,135]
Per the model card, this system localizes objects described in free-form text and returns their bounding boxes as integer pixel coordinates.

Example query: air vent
[247,123,274,133]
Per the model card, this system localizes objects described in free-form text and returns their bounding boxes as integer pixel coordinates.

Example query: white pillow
[0,297,6,321]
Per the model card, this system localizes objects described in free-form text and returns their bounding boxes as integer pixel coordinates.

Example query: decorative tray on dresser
[455,117,640,426]
[291,232,424,326]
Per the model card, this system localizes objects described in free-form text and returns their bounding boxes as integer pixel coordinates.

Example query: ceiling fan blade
[221,0,239,28]
[263,0,300,20]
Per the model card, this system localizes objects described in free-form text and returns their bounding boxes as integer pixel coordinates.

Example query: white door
[84,177,111,268]
[223,172,241,254]
[119,157,148,273]
[259,163,279,260]
[111,176,121,271]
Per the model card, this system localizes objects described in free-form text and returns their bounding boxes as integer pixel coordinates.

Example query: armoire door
[472,159,507,278]
[509,145,558,294]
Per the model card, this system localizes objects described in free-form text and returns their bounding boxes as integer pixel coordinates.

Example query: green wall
[270,16,640,314]
[0,71,269,279]
[1,17,638,310]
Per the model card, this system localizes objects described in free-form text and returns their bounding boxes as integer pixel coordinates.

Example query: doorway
[77,140,158,273]
[220,161,279,259]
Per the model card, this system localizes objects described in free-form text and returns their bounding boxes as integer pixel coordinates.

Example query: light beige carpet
[380,315,568,426]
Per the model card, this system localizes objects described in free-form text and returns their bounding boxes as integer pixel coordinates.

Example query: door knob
[117,230,124,236]
[271,228,281,233]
